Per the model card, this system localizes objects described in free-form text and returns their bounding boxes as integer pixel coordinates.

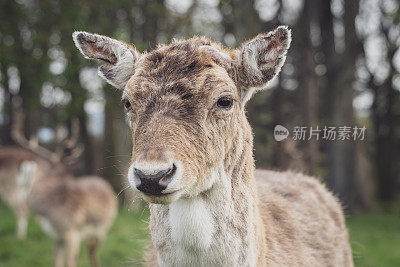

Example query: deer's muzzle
[128,157,179,196]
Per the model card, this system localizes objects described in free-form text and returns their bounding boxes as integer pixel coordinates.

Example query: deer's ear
[237,26,291,102]
[73,31,139,89]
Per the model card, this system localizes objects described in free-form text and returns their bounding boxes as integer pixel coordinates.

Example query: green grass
[0,203,399,266]
[347,211,400,267]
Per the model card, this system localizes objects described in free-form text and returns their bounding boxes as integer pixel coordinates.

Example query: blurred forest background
[1,0,400,266]
[0,0,400,214]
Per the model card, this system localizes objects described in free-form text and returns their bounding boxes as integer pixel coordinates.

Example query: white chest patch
[168,197,215,250]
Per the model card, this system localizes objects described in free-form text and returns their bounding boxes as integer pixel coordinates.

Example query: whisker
[117,184,131,198]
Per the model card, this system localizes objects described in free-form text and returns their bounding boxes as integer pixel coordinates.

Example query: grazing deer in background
[0,115,118,267]
[0,147,48,239]
[74,26,353,266]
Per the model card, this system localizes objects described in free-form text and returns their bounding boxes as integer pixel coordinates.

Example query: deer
[0,115,81,239]
[0,114,118,267]
[73,26,353,266]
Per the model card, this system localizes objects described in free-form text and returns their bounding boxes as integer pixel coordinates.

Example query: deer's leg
[54,239,65,267]
[15,203,29,239]
[65,231,81,267]
[87,237,99,267]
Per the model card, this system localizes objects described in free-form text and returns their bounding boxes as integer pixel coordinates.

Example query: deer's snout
[132,164,176,195]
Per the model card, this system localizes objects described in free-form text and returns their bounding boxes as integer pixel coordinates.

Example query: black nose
[134,164,176,195]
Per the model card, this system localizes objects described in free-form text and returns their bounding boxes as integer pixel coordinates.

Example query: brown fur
[74,26,353,266]
[256,170,352,266]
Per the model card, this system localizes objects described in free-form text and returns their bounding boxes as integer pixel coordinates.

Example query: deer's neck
[150,129,264,266]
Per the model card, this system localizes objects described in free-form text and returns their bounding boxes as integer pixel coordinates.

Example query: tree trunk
[0,63,14,146]
[324,0,361,211]
[373,30,399,203]
[295,0,319,175]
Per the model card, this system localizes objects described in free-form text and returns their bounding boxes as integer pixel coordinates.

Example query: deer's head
[11,114,83,177]
[73,27,291,204]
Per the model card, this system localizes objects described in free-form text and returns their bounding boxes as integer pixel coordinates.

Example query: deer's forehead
[124,41,237,102]
[125,73,235,105]
[126,64,233,100]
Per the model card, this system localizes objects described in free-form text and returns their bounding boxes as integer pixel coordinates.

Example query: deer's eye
[216,96,234,109]
[122,99,132,111]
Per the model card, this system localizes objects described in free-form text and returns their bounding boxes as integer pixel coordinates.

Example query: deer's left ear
[237,26,291,102]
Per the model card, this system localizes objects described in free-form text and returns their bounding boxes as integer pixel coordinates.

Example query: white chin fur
[142,191,182,204]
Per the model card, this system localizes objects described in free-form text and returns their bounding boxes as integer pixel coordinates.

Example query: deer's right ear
[72,31,139,89]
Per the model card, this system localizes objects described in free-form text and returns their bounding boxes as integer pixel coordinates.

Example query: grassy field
[348,211,400,267]
[0,203,399,267]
